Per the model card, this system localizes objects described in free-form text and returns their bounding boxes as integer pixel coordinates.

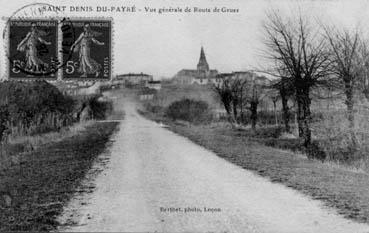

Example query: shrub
[165,98,212,124]
[87,95,113,120]
[144,103,165,115]
[0,81,76,139]
[312,111,369,163]
[0,107,9,141]
[238,110,323,126]
[73,95,113,121]
[306,142,327,161]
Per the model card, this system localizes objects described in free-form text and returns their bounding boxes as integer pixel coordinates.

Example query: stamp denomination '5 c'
[9,20,58,79]
[63,20,112,80]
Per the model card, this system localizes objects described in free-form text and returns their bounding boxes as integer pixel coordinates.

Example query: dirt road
[58,92,369,233]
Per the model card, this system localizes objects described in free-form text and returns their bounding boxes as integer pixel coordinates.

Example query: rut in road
[58,96,369,233]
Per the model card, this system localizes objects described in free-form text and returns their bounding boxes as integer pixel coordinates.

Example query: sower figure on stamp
[71,23,105,78]
[16,22,51,73]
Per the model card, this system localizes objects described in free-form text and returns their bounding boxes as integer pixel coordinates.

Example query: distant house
[146,80,162,90]
[213,108,228,119]
[139,87,157,101]
[115,73,153,86]
[173,47,218,85]
[53,80,106,96]
[77,82,102,95]
[215,71,271,87]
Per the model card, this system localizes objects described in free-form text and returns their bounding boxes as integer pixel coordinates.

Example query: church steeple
[197,46,209,72]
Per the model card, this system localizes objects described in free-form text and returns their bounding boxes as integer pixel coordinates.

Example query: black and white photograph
[2,0,369,232]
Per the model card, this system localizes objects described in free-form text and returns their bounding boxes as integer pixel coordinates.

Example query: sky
[1,0,369,79]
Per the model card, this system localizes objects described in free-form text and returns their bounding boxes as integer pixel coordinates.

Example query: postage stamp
[8,20,58,79]
[62,19,112,80]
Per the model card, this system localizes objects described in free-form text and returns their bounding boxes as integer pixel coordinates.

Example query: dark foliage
[238,110,323,126]
[165,98,212,124]
[144,103,165,115]
[0,81,75,138]
[0,82,115,140]
[0,107,9,141]
[87,95,113,120]
[305,142,327,161]
[242,125,327,161]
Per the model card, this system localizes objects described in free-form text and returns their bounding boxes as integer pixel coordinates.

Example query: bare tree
[324,27,362,146]
[243,76,267,130]
[269,74,294,132]
[357,40,369,100]
[269,90,279,126]
[230,78,243,123]
[214,72,268,130]
[263,11,332,147]
[213,73,238,125]
[238,79,249,123]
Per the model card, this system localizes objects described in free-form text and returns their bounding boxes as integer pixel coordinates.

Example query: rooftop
[116,73,152,77]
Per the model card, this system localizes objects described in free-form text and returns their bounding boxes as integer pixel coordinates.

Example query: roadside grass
[0,121,119,232]
[141,111,369,224]
[6,121,94,147]
[0,121,95,171]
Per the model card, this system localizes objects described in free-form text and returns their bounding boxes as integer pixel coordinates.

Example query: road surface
[58,91,369,233]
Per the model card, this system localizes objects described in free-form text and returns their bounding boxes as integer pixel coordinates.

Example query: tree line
[214,10,369,154]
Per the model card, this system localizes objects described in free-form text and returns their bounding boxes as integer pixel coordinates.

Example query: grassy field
[0,121,119,231]
[141,110,369,224]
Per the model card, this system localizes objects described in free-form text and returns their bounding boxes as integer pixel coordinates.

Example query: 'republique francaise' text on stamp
[62,19,112,80]
[8,20,58,79]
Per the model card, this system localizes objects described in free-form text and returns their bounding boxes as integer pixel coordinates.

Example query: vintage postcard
[2,0,369,233]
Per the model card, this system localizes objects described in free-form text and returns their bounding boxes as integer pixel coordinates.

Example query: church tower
[197,46,210,72]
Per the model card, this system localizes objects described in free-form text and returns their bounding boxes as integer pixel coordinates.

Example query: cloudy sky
[1,0,369,79]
